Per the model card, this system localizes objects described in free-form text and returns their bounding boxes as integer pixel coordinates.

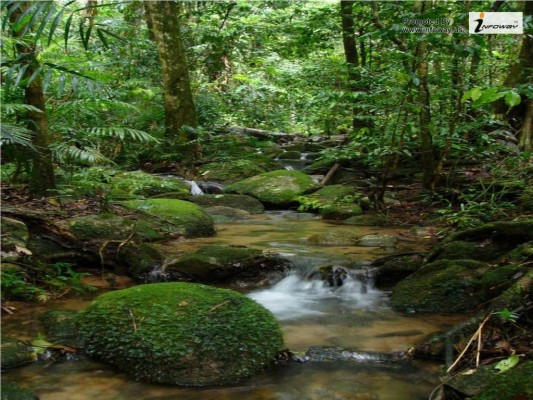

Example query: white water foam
[248,271,385,320]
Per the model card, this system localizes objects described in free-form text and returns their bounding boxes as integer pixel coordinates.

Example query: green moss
[77,283,284,386]
[520,185,533,211]
[428,240,506,262]
[39,310,80,341]
[0,382,39,400]
[204,206,252,223]
[199,160,267,183]
[118,242,165,278]
[69,213,163,241]
[321,204,363,220]
[225,170,319,207]
[165,245,263,281]
[189,194,264,213]
[471,361,533,400]
[123,199,215,238]
[391,260,492,313]
[344,215,390,226]
[0,336,35,369]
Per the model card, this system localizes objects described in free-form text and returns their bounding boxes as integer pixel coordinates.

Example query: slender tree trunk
[144,1,198,141]
[414,2,435,190]
[9,1,55,197]
[340,0,369,130]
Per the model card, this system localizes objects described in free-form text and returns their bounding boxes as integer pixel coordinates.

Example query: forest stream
[1,212,467,400]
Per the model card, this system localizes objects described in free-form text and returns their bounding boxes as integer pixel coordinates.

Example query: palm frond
[0,123,35,149]
[50,142,111,165]
[87,127,159,143]
[1,103,43,115]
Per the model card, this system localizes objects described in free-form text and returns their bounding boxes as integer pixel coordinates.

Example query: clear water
[2,212,464,399]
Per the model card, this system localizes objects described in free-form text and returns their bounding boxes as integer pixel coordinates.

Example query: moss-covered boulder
[0,382,39,400]
[204,207,252,223]
[77,283,284,386]
[199,156,282,184]
[189,194,264,213]
[391,260,522,313]
[307,231,359,246]
[443,361,533,400]
[344,214,391,226]
[1,336,35,369]
[298,184,364,220]
[225,170,319,207]
[69,167,190,199]
[321,204,363,220]
[69,213,164,241]
[117,242,165,279]
[123,199,215,238]
[1,217,30,262]
[427,240,506,262]
[164,245,290,285]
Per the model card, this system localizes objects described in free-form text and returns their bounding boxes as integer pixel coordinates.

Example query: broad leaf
[504,91,521,109]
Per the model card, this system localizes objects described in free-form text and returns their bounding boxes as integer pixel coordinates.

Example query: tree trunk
[494,1,533,151]
[414,3,435,190]
[9,1,56,197]
[340,0,369,130]
[144,1,198,140]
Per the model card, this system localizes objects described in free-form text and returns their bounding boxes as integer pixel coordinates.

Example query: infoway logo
[469,12,523,34]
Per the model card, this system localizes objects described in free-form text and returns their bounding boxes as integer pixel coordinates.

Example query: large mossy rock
[428,240,507,262]
[164,245,289,285]
[225,170,319,207]
[391,260,523,313]
[70,167,190,199]
[77,283,284,386]
[189,194,264,213]
[123,199,215,237]
[298,184,364,220]
[372,253,424,287]
[68,213,164,241]
[0,336,35,369]
[199,157,282,184]
[204,207,252,223]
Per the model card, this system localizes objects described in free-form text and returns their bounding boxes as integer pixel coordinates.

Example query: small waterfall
[248,267,385,320]
[187,180,204,195]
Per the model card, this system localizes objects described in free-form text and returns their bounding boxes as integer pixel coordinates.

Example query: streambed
[2,212,465,400]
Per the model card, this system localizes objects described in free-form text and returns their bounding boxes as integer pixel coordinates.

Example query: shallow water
[2,212,463,399]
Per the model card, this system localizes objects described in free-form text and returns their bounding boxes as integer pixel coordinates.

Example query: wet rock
[189,194,265,213]
[0,217,30,262]
[307,231,359,246]
[391,259,523,313]
[372,253,424,287]
[428,240,509,263]
[321,204,363,220]
[314,266,349,287]
[123,199,215,238]
[164,245,290,285]
[1,336,35,369]
[355,234,397,248]
[0,382,39,400]
[344,215,391,226]
[199,158,281,184]
[305,346,406,362]
[69,213,164,242]
[444,361,533,400]
[77,283,284,386]
[225,170,319,207]
[117,242,165,280]
[204,206,252,223]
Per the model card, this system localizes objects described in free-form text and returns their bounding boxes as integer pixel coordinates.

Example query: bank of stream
[2,211,468,400]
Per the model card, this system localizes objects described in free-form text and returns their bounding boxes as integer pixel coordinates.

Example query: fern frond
[87,127,159,143]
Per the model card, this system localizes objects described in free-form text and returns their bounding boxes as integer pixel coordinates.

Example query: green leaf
[494,354,520,373]
[476,87,505,105]
[504,91,521,109]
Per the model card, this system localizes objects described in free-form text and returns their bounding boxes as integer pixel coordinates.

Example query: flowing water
[2,212,465,399]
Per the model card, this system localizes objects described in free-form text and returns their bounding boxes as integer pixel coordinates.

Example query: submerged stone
[77,283,284,386]
[225,170,318,207]
[0,382,39,400]
[307,231,359,246]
